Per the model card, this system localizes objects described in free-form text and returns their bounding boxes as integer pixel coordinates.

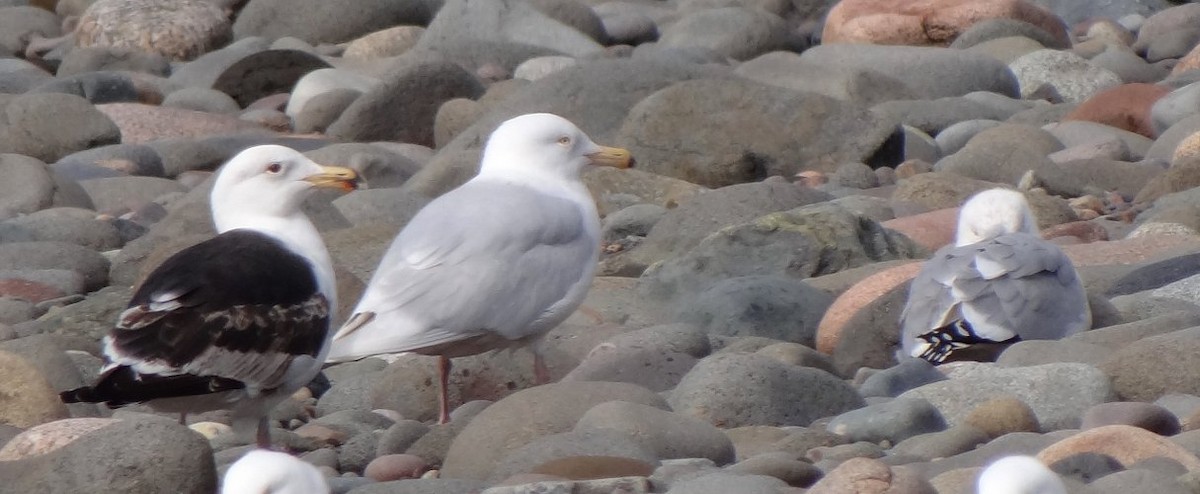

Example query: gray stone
[0,417,216,493]
[658,7,787,61]
[1092,46,1169,85]
[327,55,485,147]
[0,208,122,250]
[826,397,946,444]
[440,382,668,480]
[798,44,1019,100]
[377,420,430,457]
[672,276,834,348]
[0,153,54,217]
[873,98,1014,137]
[859,358,947,398]
[29,71,142,104]
[1099,326,1200,402]
[602,203,667,243]
[734,51,917,106]
[1087,469,1190,494]
[78,176,188,214]
[233,0,433,45]
[347,479,489,494]
[1009,49,1123,103]
[575,400,735,464]
[31,285,129,340]
[899,362,1116,430]
[669,352,865,428]
[665,472,789,494]
[996,339,1113,368]
[639,202,921,315]
[339,431,382,474]
[889,425,990,461]
[949,18,1068,50]
[1152,82,1200,137]
[0,92,122,163]
[491,429,658,482]
[162,87,241,114]
[0,6,61,57]
[55,143,166,179]
[416,0,604,60]
[1047,451,1125,484]
[561,343,698,392]
[57,47,172,78]
[0,241,109,291]
[615,78,900,186]
[1030,0,1168,27]
[332,189,429,228]
[293,88,363,134]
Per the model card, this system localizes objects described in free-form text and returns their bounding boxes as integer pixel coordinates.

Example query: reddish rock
[894,159,933,179]
[0,278,65,304]
[1041,221,1109,244]
[807,457,936,493]
[1038,425,1200,471]
[1173,41,1200,75]
[293,423,347,446]
[815,261,922,355]
[1062,83,1170,138]
[823,0,1068,47]
[94,103,279,144]
[364,454,428,482]
[881,207,959,251]
[530,455,656,480]
[0,418,117,460]
[1061,234,1200,266]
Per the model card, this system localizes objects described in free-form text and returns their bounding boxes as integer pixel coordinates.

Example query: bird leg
[437,355,451,425]
[178,412,188,425]
[256,416,272,450]
[532,348,550,386]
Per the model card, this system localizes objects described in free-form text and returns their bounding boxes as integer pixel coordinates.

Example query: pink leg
[437,355,451,425]
[178,412,187,425]
[256,416,272,449]
[578,306,605,325]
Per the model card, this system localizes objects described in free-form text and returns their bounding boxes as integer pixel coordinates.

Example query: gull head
[480,113,632,181]
[955,188,1037,246]
[211,145,359,232]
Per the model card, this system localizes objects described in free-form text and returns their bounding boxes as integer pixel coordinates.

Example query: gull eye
[265,162,283,174]
[557,136,571,146]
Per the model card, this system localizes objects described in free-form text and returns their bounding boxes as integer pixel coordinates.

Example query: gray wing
[330,179,599,357]
[900,233,1090,356]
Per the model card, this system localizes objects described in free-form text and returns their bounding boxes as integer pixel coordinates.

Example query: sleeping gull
[327,113,632,423]
[900,188,1090,364]
[61,145,359,448]
[222,449,330,494]
[977,455,1066,494]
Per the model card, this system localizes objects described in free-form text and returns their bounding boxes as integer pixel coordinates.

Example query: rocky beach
[4,0,1200,492]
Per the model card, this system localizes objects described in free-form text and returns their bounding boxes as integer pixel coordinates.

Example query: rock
[1081,402,1181,435]
[415,0,603,61]
[326,55,484,147]
[734,51,919,107]
[338,431,381,474]
[490,429,657,482]
[0,93,121,163]
[1009,49,1123,103]
[668,353,865,428]
[208,49,332,107]
[663,471,789,494]
[376,421,431,457]
[936,137,1085,199]
[859,358,948,398]
[56,47,171,78]
[657,7,787,61]
[601,204,667,243]
[639,202,921,314]
[807,457,936,494]
[0,350,69,427]
[671,276,834,348]
[575,401,735,464]
[1099,326,1200,402]
[0,416,216,493]
[615,78,899,186]
[0,241,109,291]
[823,0,1067,47]
[827,397,946,444]
[963,396,1041,438]
[529,456,654,481]
[0,153,55,218]
[30,71,145,105]
[344,25,425,60]
[74,0,228,61]
[285,68,377,120]
[1089,469,1191,494]
[1047,451,1125,484]
[890,425,991,461]
[898,362,1115,430]
[440,382,667,480]
[1038,424,1200,471]
[1063,83,1170,138]
[348,478,487,494]
[0,418,115,460]
[799,44,1019,100]
[951,19,1069,50]
[233,0,433,45]
[78,176,188,214]
[162,87,241,114]
[726,453,822,488]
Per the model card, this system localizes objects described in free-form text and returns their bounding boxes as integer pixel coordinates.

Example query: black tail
[914,320,1020,364]
[60,366,245,408]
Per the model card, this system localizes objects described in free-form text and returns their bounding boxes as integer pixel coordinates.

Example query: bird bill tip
[304,165,363,192]
[588,146,634,169]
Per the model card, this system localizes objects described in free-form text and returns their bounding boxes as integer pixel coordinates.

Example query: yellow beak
[303,165,361,192]
[587,146,634,169]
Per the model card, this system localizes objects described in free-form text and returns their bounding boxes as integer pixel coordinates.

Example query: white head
[221,450,330,494]
[955,188,1038,246]
[210,145,359,233]
[479,113,632,181]
[977,456,1066,494]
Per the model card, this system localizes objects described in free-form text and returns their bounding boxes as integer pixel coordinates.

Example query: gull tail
[911,320,1020,364]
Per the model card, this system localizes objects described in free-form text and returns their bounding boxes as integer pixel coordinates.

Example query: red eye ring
[266,162,283,174]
